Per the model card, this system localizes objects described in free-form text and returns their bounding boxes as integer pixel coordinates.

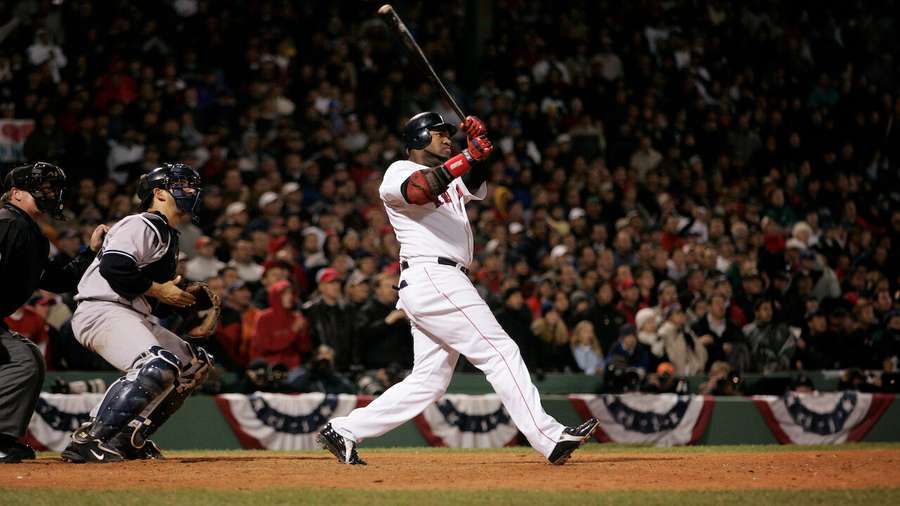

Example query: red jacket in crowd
[250,280,308,369]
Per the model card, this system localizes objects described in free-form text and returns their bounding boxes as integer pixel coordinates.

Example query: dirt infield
[2,447,899,492]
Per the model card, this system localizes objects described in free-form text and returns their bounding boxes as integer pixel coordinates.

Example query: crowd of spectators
[2,1,900,395]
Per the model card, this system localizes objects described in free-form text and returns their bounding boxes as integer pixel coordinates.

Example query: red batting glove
[442,135,494,178]
[460,116,487,138]
[466,135,493,162]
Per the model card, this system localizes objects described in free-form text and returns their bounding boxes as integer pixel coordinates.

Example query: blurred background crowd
[1,0,899,396]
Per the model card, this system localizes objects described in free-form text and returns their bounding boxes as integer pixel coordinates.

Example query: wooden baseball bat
[377,4,467,124]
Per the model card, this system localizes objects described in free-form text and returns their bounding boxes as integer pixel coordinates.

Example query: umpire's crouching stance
[0,162,107,463]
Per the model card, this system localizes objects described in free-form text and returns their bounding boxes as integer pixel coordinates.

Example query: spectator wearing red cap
[615,277,646,325]
[185,236,225,282]
[212,281,257,371]
[301,268,358,372]
[250,280,308,371]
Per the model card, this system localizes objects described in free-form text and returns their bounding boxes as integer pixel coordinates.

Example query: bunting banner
[752,392,894,444]
[569,393,714,446]
[214,392,370,450]
[25,393,104,451]
[413,394,520,448]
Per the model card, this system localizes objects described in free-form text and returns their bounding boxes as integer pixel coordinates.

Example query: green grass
[2,488,899,506]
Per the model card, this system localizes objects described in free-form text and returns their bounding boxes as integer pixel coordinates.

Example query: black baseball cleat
[316,423,367,465]
[107,430,166,460]
[109,437,166,460]
[0,441,36,464]
[547,417,600,465]
[61,426,124,464]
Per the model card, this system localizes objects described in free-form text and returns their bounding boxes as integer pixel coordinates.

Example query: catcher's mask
[137,163,203,224]
[3,161,67,219]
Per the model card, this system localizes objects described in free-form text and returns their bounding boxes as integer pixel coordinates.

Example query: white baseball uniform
[329,160,565,457]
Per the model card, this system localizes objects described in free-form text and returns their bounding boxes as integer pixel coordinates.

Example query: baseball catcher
[61,163,218,463]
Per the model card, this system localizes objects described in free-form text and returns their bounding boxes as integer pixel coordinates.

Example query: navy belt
[401,257,470,275]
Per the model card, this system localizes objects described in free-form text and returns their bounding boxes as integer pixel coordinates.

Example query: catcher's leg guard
[110,345,213,458]
[87,346,182,442]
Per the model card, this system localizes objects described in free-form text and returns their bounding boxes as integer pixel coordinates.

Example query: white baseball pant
[329,263,564,457]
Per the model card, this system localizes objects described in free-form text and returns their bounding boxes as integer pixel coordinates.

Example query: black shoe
[0,441,36,464]
[108,432,166,460]
[547,417,600,465]
[60,436,123,464]
[316,423,367,465]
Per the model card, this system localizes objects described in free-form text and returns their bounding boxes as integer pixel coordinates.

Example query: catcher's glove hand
[177,282,221,338]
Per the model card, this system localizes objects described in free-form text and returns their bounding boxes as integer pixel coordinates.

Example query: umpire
[0,162,107,463]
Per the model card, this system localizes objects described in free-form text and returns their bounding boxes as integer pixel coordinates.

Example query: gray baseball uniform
[72,212,193,370]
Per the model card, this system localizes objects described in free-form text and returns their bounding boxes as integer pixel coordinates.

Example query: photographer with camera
[290,345,356,394]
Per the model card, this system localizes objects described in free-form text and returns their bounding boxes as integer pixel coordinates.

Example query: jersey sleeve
[379,161,421,207]
[101,215,162,265]
[457,178,488,202]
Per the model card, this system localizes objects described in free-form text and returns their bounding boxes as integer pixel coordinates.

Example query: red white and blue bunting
[569,393,714,446]
[413,394,520,448]
[752,392,894,444]
[214,392,369,450]
[25,392,104,451]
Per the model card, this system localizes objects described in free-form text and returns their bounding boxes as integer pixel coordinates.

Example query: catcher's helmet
[3,161,67,219]
[402,112,457,150]
[137,163,202,222]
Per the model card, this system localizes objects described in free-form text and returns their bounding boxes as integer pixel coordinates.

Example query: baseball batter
[319,112,598,465]
[61,164,213,463]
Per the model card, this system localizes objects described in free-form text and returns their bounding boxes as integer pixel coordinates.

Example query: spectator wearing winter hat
[659,304,708,376]
[635,307,665,369]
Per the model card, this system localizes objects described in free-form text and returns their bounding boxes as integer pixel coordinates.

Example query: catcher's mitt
[177,282,221,338]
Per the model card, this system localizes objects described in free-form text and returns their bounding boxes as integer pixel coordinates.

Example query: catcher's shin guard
[88,346,181,442]
[111,344,213,457]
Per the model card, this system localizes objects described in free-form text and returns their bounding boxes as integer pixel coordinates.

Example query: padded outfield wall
[32,372,900,450]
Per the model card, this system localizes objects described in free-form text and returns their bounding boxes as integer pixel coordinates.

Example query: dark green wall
[148,393,898,450]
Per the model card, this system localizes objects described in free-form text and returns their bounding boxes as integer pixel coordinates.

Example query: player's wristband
[442,151,474,178]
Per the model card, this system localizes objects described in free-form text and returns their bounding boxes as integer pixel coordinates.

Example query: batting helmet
[402,112,457,150]
[137,163,202,221]
[3,161,67,219]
